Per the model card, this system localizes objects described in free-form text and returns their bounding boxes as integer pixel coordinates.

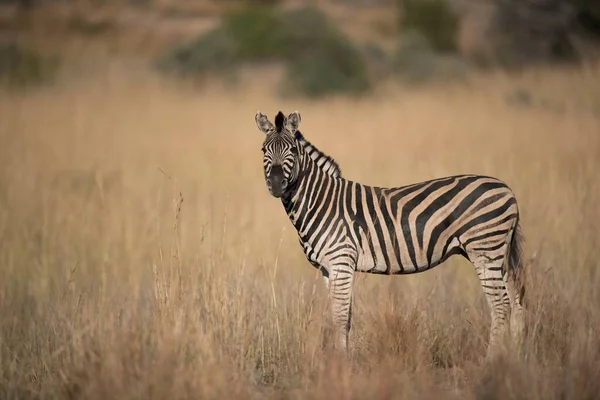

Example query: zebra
[254,110,526,358]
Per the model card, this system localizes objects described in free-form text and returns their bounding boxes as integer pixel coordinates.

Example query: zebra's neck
[282,140,338,233]
[294,131,342,179]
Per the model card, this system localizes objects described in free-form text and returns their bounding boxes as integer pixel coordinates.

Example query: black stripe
[417,176,490,249]
[469,192,507,214]
[425,180,506,265]
[388,213,405,272]
[399,176,458,268]
[307,177,337,239]
[469,213,517,236]
[463,229,510,248]
[365,187,392,269]
[443,197,516,255]
[306,165,323,210]
[472,241,506,252]
[354,184,377,266]
[376,191,403,273]
[480,276,505,281]
[297,168,323,233]
[327,241,349,255]
[457,196,516,237]
[388,179,444,209]
[481,284,506,290]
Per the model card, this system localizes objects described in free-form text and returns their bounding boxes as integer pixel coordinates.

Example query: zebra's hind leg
[505,226,526,357]
[508,286,525,355]
[470,252,512,359]
[506,270,525,356]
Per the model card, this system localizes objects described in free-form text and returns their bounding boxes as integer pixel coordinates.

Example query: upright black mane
[295,130,342,178]
[274,111,286,133]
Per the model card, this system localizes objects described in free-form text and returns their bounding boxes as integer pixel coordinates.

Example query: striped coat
[255,110,526,357]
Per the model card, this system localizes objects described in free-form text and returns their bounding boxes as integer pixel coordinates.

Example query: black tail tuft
[274,111,285,132]
[508,219,526,305]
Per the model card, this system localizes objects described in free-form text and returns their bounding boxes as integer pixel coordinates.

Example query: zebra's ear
[286,111,301,133]
[255,111,274,134]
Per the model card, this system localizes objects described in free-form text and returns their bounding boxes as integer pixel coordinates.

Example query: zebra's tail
[507,218,526,307]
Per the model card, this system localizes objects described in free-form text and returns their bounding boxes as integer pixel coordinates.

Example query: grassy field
[0,60,599,399]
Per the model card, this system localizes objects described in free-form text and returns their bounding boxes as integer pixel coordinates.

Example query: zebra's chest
[297,236,322,268]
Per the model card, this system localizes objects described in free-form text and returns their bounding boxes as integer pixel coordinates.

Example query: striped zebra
[254,110,526,358]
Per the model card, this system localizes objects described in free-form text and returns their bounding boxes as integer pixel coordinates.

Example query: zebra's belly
[355,247,418,274]
[355,236,461,275]
[298,231,462,275]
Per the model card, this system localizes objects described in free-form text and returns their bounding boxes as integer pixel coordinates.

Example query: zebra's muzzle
[266,165,288,198]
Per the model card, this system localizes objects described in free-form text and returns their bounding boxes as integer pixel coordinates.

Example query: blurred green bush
[0,42,60,89]
[277,7,370,98]
[392,31,471,85]
[222,5,282,61]
[156,5,370,98]
[156,26,238,79]
[397,0,459,53]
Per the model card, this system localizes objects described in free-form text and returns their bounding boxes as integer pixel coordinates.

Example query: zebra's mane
[295,131,342,178]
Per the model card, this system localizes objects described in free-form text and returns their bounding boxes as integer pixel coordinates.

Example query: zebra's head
[255,110,302,198]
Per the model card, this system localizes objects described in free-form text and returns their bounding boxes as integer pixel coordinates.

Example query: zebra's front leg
[327,264,355,352]
[320,266,329,290]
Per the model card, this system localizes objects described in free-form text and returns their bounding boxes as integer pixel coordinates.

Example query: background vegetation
[1,0,599,398]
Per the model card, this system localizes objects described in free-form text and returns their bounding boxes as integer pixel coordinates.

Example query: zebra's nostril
[282,179,288,186]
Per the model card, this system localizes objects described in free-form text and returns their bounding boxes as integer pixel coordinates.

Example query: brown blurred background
[0,1,599,399]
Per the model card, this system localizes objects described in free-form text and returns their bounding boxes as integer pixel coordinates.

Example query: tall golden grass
[0,61,599,399]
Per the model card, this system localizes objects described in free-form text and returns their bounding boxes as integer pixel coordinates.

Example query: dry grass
[0,60,599,399]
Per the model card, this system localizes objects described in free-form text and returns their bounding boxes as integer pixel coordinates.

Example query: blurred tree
[398,0,460,53]
[0,0,33,8]
[488,0,600,67]
[19,0,33,9]
[0,42,60,89]
[573,0,600,37]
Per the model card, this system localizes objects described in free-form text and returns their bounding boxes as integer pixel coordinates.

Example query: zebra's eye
[291,146,297,153]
